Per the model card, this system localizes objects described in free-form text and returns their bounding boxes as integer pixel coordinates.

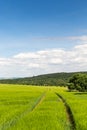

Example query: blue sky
[0,0,87,77]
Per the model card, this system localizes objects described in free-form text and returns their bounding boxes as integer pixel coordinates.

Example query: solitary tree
[68,73,87,92]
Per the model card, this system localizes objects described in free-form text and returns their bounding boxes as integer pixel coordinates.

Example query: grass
[0,84,87,130]
[57,88,87,130]
[9,90,70,130]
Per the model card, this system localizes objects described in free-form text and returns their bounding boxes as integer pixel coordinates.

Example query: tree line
[0,72,87,91]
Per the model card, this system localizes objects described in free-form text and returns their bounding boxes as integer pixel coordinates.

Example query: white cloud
[0,43,87,77]
[14,53,40,59]
[34,35,87,43]
[67,35,87,41]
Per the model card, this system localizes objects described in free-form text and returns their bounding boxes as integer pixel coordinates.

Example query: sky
[0,0,87,78]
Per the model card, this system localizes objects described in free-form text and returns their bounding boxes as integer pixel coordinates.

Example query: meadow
[0,84,87,130]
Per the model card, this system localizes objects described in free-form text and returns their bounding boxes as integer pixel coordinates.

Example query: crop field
[0,84,87,130]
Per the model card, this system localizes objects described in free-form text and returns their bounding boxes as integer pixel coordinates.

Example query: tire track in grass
[55,93,76,130]
[0,92,46,130]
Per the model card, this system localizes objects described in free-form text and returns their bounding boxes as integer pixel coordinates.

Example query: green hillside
[0,72,87,86]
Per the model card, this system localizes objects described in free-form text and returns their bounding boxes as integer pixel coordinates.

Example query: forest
[0,72,87,87]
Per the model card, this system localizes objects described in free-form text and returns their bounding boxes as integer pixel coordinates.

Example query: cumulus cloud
[0,44,87,77]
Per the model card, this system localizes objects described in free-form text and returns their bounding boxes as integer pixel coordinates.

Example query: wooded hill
[0,72,87,86]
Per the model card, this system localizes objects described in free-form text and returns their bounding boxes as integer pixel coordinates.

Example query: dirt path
[0,92,46,130]
[55,93,76,130]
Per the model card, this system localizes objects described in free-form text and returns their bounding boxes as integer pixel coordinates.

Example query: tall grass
[9,89,70,130]
[57,89,87,130]
[0,84,87,130]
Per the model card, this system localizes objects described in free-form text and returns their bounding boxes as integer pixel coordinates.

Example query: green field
[0,84,87,130]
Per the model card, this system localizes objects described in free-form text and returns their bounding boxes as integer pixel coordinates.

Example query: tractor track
[0,92,46,130]
[55,92,76,130]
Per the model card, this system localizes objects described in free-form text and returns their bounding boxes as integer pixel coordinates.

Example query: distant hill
[0,72,87,86]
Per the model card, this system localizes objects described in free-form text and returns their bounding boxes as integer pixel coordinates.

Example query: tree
[68,73,87,92]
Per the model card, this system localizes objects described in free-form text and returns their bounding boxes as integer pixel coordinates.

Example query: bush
[67,83,75,91]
